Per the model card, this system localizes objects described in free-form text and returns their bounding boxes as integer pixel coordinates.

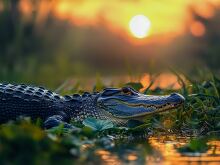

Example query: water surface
[95,136,220,165]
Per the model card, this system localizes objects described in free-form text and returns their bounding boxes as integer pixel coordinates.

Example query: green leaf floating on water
[177,138,209,154]
[82,118,114,131]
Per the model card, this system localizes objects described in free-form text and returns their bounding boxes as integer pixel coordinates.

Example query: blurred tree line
[0,0,154,87]
[165,4,220,73]
[0,0,74,87]
[190,7,220,70]
[0,0,219,87]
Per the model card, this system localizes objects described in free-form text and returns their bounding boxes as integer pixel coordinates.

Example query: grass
[0,72,220,164]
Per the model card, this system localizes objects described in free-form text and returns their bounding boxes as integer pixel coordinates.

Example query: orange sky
[19,0,220,42]
[54,0,219,37]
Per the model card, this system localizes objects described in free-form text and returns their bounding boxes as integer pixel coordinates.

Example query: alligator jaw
[97,92,185,119]
[112,102,184,119]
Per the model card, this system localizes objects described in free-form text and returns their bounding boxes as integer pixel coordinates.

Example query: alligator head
[97,87,185,120]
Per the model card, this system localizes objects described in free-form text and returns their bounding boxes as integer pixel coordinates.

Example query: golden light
[190,21,206,37]
[129,15,151,38]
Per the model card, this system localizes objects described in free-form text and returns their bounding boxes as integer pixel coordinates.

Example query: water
[95,136,220,165]
[147,136,220,165]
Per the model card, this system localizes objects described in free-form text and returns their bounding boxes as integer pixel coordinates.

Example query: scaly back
[0,83,65,123]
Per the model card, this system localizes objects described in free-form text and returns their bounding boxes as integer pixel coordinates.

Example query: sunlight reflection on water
[95,136,220,165]
[147,136,220,165]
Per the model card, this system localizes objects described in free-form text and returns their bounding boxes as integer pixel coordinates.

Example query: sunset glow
[52,0,220,43]
[190,21,206,37]
[18,0,220,43]
[129,15,151,38]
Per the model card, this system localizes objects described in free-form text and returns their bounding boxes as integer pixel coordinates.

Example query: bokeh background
[0,0,220,89]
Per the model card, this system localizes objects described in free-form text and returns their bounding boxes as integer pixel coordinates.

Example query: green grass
[0,72,220,164]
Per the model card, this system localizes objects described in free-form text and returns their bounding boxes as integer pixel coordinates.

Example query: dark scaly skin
[0,83,185,129]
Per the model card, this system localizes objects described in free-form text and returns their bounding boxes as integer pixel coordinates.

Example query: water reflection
[96,150,122,165]
[95,136,220,165]
[148,136,220,165]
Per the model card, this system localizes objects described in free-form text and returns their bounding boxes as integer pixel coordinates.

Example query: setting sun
[129,15,151,38]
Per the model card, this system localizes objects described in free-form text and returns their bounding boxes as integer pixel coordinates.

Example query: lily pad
[177,138,209,154]
[82,118,114,131]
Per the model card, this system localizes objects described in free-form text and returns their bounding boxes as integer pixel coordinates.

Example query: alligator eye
[122,87,132,95]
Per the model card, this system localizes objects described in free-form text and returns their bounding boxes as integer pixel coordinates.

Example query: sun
[129,15,151,39]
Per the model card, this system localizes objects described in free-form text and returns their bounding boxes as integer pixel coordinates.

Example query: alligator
[0,83,185,129]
